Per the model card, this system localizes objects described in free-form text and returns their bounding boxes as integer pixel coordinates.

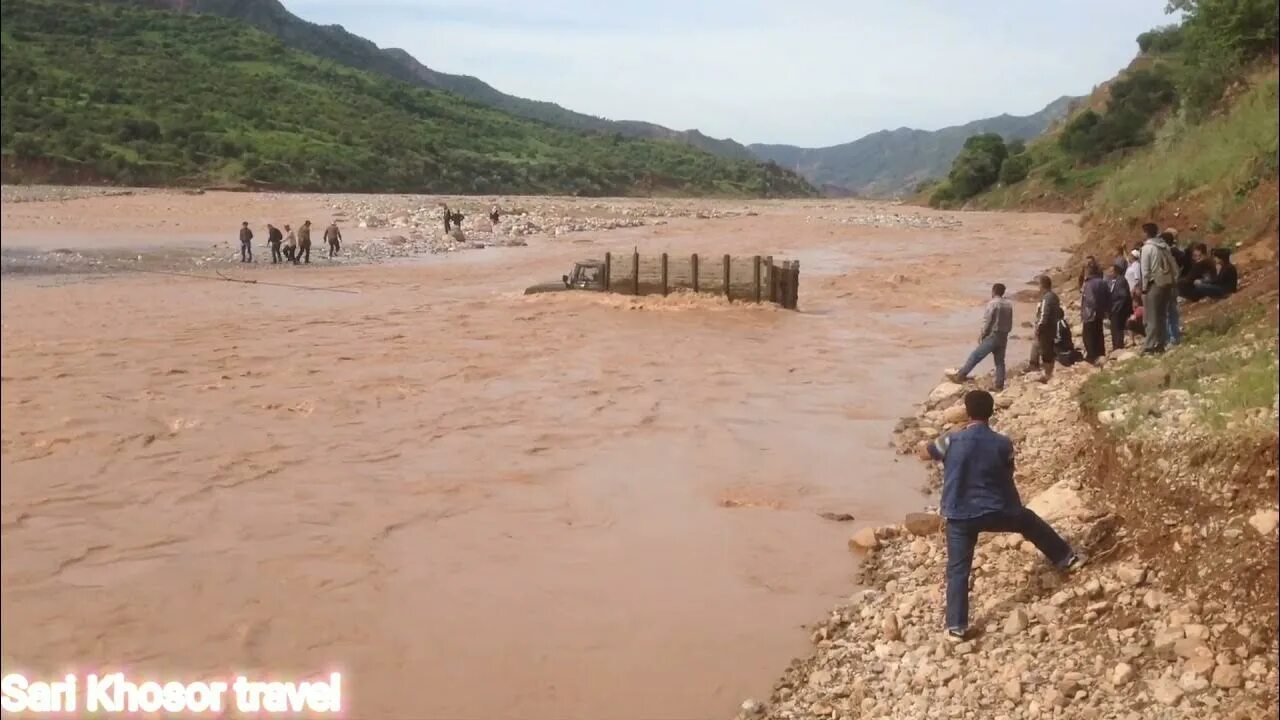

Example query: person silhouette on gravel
[238,221,254,263]
[297,220,313,264]
[283,224,298,264]
[918,390,1080,642]
[325,221,342,258]
[266,223,284,264]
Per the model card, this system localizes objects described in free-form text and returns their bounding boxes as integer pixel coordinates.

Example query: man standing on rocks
[1140,223,1178,354]
[1029,275,1061,382]
[948,283,1013,391]
[1081,264,1110,363]
[238,221,254,263]
[918,390,1079,641]
[1105,262,1131,352]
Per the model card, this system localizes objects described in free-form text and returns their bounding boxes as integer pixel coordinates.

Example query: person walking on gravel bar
[297,220,313,264]
[266,223,284,264]
[238,221,254,263]
[948,283,1013,391]
[917,390,1080,641]
[325,221,343,258]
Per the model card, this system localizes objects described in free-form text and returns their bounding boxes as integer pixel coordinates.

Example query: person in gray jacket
[948,283,1014,391]
[1139,223,1178,354]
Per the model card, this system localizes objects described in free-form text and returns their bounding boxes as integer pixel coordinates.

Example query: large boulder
[928,382,965,404]
[1026,480,1088,525]
[903,512,943,537]
[849,527,880,551]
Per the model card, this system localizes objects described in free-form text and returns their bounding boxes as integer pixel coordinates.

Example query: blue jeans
[1167,296,1181,345]
[956,331,1008,389]
[945,508,1073,631]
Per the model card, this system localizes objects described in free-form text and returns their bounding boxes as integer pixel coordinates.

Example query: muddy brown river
[1,193,1071,719]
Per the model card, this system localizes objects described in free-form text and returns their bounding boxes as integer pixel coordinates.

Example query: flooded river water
[1,194,1072,719]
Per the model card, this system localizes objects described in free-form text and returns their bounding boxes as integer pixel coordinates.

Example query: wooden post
[765,255,775,302]
[691,253,699,293]
[780,261,792,309]
[723,254,731,300]
[604,252,612,292]
[632,249,640,296]
[660,252,669,297]
[791,260,800,309]
[752,255,762,303]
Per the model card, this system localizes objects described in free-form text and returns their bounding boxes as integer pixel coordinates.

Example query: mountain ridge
[748,96,1079,197]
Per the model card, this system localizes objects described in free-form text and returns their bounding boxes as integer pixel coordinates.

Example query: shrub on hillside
[1058,68,1178,161]
[1137,24,1185,53]
[998,153,1032,185]
[1167,0,1280,120]
[946,133,1008,200]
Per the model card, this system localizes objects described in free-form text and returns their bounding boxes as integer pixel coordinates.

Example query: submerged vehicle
[524,260,607,295]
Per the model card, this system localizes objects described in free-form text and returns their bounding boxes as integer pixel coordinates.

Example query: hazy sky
[286,0,1174,147]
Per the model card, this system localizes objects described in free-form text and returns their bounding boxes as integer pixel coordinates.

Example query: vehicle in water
[524,260,606,295]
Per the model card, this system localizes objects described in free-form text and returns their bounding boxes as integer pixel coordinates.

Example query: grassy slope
[0,0,814,197]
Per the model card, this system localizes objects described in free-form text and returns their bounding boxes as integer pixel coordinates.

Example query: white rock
[1004,609,1029,636]
[1149,678,1184,706]
[1247,510,1279,537]
[1115,564,1147,587]
[1212,664,1243,689]
[1026,480,1088,525]
[928,382,965,403]
[1111,663,1134,686]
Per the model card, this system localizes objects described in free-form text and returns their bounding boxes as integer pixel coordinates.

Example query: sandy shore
[0,189,1075,719]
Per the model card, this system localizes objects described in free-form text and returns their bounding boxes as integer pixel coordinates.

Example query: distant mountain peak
[748,98,1080,197]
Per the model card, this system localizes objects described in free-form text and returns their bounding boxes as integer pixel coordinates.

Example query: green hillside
[125,0,760,160]
[0,0,814,197]
[937,0,1279,216]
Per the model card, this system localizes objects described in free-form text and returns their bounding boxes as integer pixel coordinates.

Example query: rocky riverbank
[739,333,1279,720]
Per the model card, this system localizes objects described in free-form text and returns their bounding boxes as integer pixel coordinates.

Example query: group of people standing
[947,222,1240,389]
[237,220,344,265]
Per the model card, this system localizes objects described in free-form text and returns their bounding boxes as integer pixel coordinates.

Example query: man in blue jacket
[918,390,1080,640]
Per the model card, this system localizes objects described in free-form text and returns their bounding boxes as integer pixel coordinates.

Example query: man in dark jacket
[266,224,283,264]
[1029,275,1061,382]
[238,221,253,263]
[297,220,313,264]
[918,390,1079,641]
[1081,267,1110,363]
[1105,263,1131,352]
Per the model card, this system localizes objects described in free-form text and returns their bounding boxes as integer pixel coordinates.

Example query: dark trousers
[1082,318,1105,362]
[328,239,339,258]
[240,240,252,262]
[1144,284,1173,351]
[298,241,311,264]
[269,242,282,264]
[946,508,1073,631]
[1108,306,1129,352]
[284,247,297,263]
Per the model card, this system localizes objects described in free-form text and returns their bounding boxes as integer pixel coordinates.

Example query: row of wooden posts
[601,251,799,309]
